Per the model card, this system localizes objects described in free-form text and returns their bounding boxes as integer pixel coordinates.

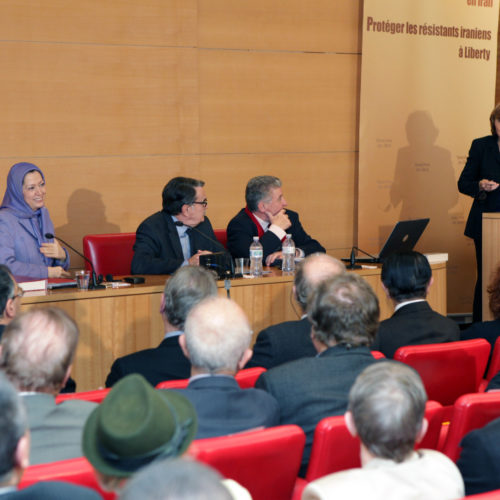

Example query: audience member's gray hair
[0,371,27,484]
[119,458,232,500]
[163,267,218,330]
[245,175,282,212]
[307,273,379,347]
[348,361,427,463]
[0,307,79,393]
[294,254,345,311]
[184,297,251,374]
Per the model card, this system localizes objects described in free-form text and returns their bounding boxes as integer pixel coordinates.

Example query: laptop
[344,218,430,264]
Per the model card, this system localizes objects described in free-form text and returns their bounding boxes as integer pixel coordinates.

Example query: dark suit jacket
[255,345,377,472]
[246,317,316,369]
[461,318,500,371]
[173,375,280,439]
[105,335,191,388]
[4,482,101,500]
[457,416,500,495]
[458,135,500,240]
[226,208,325,261]
[131,211,221,275]
[371,301,460,358]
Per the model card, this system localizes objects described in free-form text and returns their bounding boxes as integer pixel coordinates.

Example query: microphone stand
[44,233,105,289]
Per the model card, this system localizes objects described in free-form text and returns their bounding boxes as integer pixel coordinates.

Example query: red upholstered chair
[156,367,266,390]
[441,392,500,462]
[19,456,116,500]
[214,229,227,249]
[371,350,386,359]
[55,388,110,404]
[394,339,491,418]
[465,489,500,499]
[188,425,305,500]
[479,336,500,391]
[82,233,136,276]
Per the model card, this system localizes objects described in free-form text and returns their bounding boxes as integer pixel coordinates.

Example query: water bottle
[282,234,295,272]
[249,236,263,277]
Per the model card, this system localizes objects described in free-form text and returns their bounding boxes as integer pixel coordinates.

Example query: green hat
[82,374,197,478]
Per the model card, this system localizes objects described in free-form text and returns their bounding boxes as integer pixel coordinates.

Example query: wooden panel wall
[0,1,361,271]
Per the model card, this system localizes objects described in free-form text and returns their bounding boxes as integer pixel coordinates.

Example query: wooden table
[21,262,447,391]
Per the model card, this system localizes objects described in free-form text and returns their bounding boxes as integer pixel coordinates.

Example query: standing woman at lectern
[0,162,70,278]
[458,103,500,323]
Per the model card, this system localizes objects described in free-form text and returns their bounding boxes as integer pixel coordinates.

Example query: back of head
[307,273,379,347]
[82,374,197,483]
[0,371,27,485]
[381,251,431,302]
[245,175,281,212]
[163,266,218,330]
[487,264,500,319]
[348,361,427,462]
[294,253,346,311]
[120,458,232,500]
[184,297,252,373]
[162,177,204,215]
[0,307,78,393]
[0,265,14,317]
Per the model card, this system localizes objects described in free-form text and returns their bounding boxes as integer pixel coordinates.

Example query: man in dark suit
[131,176,222,275]
[0,371,101,500]
[457,416,500,495]
[0,265,22,341]
[0,308,97,465]
[175,296,279,438]
[246,253,345,369]
[256,273,380,474]
[371,251,460,358]
[105,266,218,388]
[226,175,325,266]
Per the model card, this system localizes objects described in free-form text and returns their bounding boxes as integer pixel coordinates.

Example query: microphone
[44,233,105,289]
[346,247,361,270]
[174,221,235,278]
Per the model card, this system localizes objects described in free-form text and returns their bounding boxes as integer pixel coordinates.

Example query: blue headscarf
[0,162,53,248]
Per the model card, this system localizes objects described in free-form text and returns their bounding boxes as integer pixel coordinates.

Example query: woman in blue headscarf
[0,162,70,278]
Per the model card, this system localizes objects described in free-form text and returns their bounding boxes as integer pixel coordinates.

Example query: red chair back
[188,425,305,500]
[55,388,110,404]
[371,350,386,359]
[465,489,500,499]
[214,229,227,249]
[82,233,136,276]
[304,400,443,482]
[394,339,490,407]
[19,456,116,500]
[442,392,500,462]
[156,367,266,390]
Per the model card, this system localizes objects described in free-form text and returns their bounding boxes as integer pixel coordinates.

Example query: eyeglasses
[191,199,208,208]
[11,288,24,300]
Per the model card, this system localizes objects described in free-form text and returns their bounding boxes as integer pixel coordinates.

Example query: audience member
[119,459,251,500]
[0,307,96,465]
[457,415,500,495]
[461,263,500,354]
[302,362,464,500]
[0,371,101,499]
[131,177,221,275]
[83,373,197,493]
[246,253,345,369]
[0,265,22,341]
[227,175,324,265]
[105,266,218,387]
[174,296,279,438]
[255,273,379,474]
[371,251,459,358]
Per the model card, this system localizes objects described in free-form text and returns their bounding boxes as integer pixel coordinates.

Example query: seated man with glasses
[131,177,221,275]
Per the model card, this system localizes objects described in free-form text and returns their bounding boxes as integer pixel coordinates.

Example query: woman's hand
[40,240,66,260]
[48,266,71,278]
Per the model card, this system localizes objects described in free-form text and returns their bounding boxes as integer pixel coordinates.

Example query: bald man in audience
[0,371,101,499]
[175,296,279,438]
[0,307,97,465]
[246,253,345,369]
[303,362,464,499]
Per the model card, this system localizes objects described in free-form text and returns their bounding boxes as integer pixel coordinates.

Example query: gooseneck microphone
[174,221,235,279]
[44,233,105,289]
